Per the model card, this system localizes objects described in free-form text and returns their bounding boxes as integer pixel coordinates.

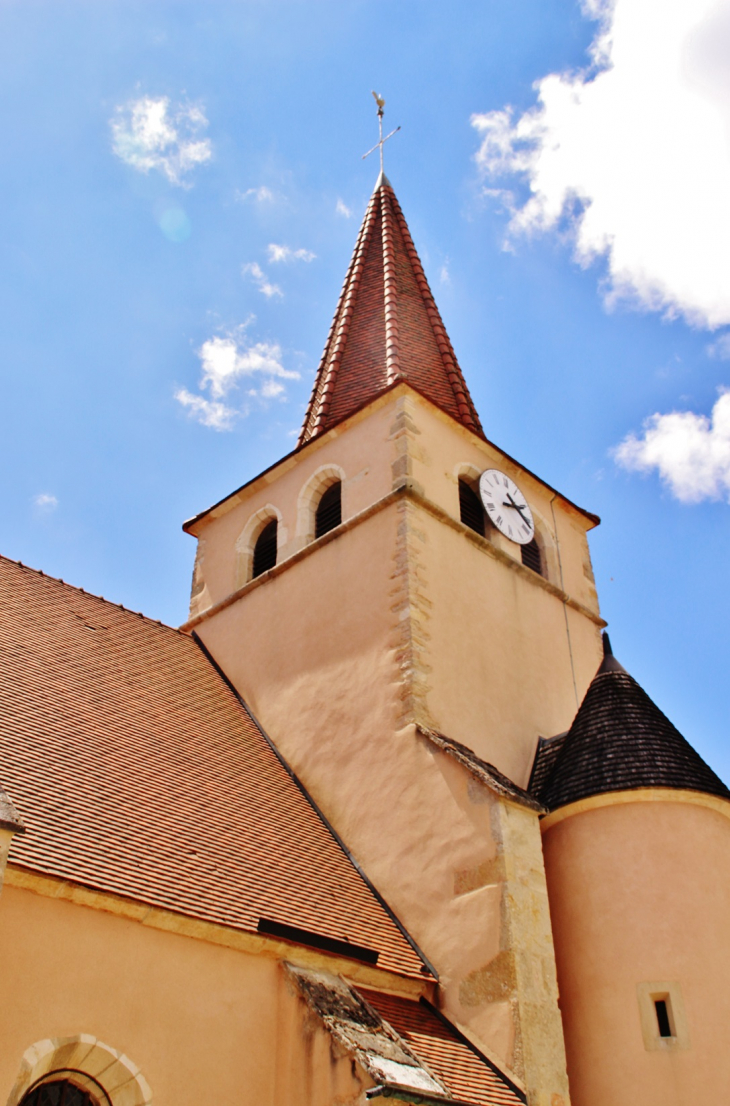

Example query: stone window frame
[234,504,286,588]
[296,464,346,547]
[636,981,690,1051]
[7,1036,151,1106]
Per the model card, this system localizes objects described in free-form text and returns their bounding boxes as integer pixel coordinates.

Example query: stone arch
[296,464,346,545]
[234,504,286,589]
[452,462,482,487]
[6,1036,151,1106]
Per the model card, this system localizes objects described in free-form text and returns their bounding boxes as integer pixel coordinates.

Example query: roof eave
[183,380,599,535]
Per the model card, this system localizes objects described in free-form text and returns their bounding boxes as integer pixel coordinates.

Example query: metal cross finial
[362,91,401,174]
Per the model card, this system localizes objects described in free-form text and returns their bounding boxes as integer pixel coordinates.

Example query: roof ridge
[418,726,545,813]
[382,183,483,435]
[380,185,401,384]
[0,553,180,635]
[298,188,382,446]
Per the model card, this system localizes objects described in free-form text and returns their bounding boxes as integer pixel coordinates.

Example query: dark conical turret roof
[298,174,484,447]
[530,633,730,811]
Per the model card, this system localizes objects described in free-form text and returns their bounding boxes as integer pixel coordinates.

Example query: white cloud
[439,261,450,285]
[707,332,730,360]
[242,262,283,299]
[336,198,353,218]
[237,186,275,203]
[472,0,730,328]
[267,244,316,264]
[174,389,236,431]
[260,379,286,398]
[176,325,300,430]
[198,333,297,398]
[110,96,211,187]
[33,493,58,513]
[614,389,730,502]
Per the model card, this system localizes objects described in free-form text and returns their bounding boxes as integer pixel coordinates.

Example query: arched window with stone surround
[6,1036,151,1106]
[296,464,346,547]
[315,481,342,538]
[252,518,278,578]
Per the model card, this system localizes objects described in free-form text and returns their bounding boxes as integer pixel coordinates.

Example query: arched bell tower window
[315,481,342,539]
[21,1081,99,1106]
[521,537,543,576]
[458,478,485,537]
[252,519,278,578]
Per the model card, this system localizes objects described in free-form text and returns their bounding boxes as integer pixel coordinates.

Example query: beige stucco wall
[185,387,602,1091]
[0,884,370,1106]
[542,794,730,1106]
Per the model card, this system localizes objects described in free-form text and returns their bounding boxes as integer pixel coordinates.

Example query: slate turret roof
[530,634,730,811]
[298,172,484,446]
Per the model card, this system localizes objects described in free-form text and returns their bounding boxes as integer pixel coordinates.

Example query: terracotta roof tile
[298,175,484,446]
[0,556,426,978]
[358,990,526,1106]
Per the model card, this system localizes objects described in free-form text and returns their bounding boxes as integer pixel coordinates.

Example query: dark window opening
[21,1081,97,1106]
[459,479,485,536]
[315,482,342,539]
[521,537,542,576]
[257,917,378,965]
[252,519,278,578]
[654,999,673,1038]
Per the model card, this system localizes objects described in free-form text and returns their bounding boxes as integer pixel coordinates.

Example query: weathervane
[362,91,401,174]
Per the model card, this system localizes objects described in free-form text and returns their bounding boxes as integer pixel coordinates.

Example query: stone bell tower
[182,172,605,1105]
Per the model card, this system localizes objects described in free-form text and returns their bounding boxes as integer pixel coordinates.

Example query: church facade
[1,173,728,1106]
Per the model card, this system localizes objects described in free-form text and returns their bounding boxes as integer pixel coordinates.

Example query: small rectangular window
[654,998,673,1038]
[637,982,688,1050]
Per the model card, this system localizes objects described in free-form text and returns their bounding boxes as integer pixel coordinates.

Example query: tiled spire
[530,633,730,811]
[298,173,484,447]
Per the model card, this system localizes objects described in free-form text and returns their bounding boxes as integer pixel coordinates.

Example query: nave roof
[0,555,427,979]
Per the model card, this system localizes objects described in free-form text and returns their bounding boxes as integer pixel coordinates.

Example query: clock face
[479,469,535,545]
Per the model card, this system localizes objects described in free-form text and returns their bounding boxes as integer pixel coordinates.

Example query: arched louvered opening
[315,482,342,539]
[252,519,278,578]
[458,479,485,537]
[521,537,543,576]
[21,1082,98,1106]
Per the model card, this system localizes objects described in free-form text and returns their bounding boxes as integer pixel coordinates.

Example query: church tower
[182,172,606,1104]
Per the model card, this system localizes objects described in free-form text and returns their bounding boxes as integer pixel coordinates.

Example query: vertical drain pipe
[551,493,580,710]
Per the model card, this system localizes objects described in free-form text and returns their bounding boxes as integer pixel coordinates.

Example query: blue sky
[2,0,729,778]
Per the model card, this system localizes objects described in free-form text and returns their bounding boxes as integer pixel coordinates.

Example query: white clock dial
[479,469,535,545]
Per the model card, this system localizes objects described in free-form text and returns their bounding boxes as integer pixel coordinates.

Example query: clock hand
[503,494,530,522]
